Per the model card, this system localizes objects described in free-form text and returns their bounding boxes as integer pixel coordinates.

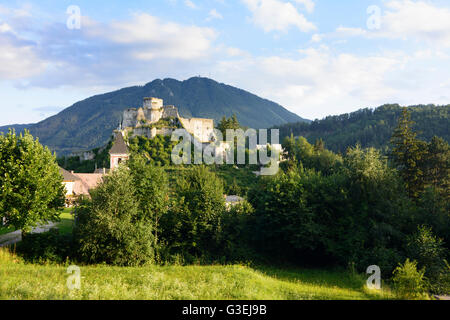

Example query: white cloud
[214,47,416,119]
[96,13,216,60]
[184,0,197,9]
[0,11,218,87]
[311,33,322,42]
[335,1,450,47]
[0,24,47,80]
[0,22,13,33]
[225,47,250,57]
[0,41,46,80]
[0,3,32,18]
[335,26,368,37]
[242,0,316,33]
[293,0,315,13]
[207,9,223,21]
[382,0,450,46]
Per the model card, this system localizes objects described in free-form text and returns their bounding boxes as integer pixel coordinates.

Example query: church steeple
[109,132,129,171]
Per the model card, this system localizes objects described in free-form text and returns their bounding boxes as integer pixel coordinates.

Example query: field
[0,208,406,300]
[0,247,399,300]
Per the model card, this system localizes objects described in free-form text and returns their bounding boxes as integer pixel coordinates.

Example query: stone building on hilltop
[121,97,216,144]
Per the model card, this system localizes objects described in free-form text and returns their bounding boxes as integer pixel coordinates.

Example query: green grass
[0,225,16,236]
[56,208,75,235]
[0,209,74,238]
[0,248,400,300]
[164,164,259,196]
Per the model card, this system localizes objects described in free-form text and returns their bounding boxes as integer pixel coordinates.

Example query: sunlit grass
[56,208,74,235]
[0,225,15,236]
[0,209,74,238]
[0,248,399,300]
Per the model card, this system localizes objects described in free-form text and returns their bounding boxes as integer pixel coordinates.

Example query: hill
[276,104,449,153]
[0,77,306,155]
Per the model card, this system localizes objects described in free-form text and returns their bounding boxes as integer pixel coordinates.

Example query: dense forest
[276,104,449,153]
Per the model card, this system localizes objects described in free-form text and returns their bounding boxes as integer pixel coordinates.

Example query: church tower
[109,131,129,171]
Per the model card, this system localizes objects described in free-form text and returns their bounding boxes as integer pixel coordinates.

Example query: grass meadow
[0,246,400,300]
[0,208,407,300]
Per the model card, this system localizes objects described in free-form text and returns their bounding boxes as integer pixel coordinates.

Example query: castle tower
[143,97,164,123]
[143,97,163,110]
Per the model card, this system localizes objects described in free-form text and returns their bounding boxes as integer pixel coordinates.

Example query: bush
[431,260,450,295]
[16,229,74,264]
[392,259,428,299]
[160,166,225,260]
[217,200,257,262]
[73,167,155,266]
[406,225,448,293]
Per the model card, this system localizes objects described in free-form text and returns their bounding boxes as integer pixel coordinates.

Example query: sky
[1,0,450,126]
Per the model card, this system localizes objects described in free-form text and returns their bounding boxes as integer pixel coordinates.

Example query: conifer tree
[389,108,427,198]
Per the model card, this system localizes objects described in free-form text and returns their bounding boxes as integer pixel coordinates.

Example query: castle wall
[136,108,146,124]
[162,105,179,118]
[129,127,174,139]
[122,98,215,143]
[122,109,138,128]
[148,108,163,123]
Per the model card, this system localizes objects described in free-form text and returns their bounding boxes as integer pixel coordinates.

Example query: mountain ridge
[0,77,307,155]
[276,104,449,153]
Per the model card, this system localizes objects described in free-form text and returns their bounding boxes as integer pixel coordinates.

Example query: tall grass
[0,248,399,300]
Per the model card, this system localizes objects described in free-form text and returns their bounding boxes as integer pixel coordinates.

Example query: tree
[390,108,427,198]
[423,136,450,199]
[217,114,241,136]
[406,225,447,282]
[74,166,155,266]
[128,154,170,251]
[161,166,225,259]
[314,138,325,152]
[0,129,65,235]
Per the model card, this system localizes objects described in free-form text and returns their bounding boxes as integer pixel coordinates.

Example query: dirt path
[0,222,57,247]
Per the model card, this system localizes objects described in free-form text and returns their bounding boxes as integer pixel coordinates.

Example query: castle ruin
[121,97,215,143]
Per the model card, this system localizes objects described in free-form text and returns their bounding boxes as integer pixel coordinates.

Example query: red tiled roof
[73,173,104,195]
[59,167,81,182]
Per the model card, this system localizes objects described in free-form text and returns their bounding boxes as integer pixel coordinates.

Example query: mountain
[276,104,449,153]
[0,77,307,155]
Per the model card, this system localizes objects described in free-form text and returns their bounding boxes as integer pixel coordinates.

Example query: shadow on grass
[250,264,393,300]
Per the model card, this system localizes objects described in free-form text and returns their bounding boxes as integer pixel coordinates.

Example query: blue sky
[1,0,450,125]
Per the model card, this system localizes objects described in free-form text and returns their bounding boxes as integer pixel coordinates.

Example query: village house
[60,132,130,204]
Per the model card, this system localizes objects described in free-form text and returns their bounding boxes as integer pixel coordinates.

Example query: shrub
[406,225,448,292]
[392,259,428,299]
[217,200,257,262]
[16,229,74,264]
